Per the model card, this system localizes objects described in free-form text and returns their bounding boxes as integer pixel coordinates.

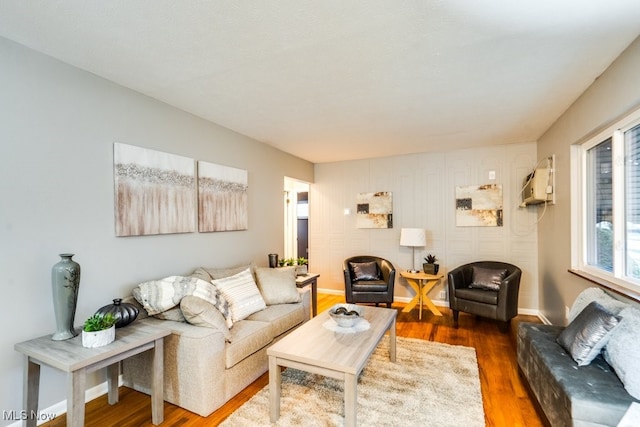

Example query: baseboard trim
[6,377,121,427]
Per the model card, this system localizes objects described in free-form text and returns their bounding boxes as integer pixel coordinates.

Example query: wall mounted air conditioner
[522,168,552,205]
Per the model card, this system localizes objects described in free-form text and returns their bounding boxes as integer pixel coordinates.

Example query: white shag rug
[221,336,485,426]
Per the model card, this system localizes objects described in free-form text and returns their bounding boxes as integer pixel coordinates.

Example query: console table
[296,273,319,316]
[400,271,444,320]
[14,322,170,427]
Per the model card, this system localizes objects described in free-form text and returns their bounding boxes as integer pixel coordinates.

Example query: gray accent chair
[447,261,521,331]
[343,256,396,308]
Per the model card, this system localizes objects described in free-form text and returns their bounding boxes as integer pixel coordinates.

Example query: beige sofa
[121,266,311,417]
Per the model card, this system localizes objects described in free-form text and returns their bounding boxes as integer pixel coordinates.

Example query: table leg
[344,373,357,427]
[311,279,318,317]
[23,356,40,427]
[389,317,397,363]
[421,280,443,316]
[68,368,86,427]
[418,280,423,320]
[151,338,164,425]
[107,363,119,405]
[269,356,281,422]
[401,279,421,313]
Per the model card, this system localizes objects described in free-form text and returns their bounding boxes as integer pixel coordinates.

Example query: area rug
[220,337,485,426]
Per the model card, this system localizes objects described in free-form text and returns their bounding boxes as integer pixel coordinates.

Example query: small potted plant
[82,313,117,348]
[296,257,309,276]
[423,254,440,274]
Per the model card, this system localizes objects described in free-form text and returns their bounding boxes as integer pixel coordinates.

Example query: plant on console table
[82,313,116,348]
[423,254,440,275]
[296,257,308,276]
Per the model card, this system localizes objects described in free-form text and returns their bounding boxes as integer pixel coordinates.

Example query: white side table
[15,321,170,427]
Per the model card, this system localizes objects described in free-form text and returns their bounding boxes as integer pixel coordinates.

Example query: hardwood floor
[42,294,544,426]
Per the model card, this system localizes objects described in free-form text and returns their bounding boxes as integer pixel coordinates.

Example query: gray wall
[0,37,313,423]
[311,142,540,313]
[537,36,640,324]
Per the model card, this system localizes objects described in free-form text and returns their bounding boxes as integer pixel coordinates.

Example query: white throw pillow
[568,287,627,323]
[255,267,301,305]
[604,306,640,399]
[211,268,266,322]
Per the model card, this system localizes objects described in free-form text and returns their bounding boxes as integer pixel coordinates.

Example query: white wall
[537,36,640,324]
[311,142,540,312]
[0,37,313,425]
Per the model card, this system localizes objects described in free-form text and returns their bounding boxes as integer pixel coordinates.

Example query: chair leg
[386,302,392,308]
[499,319,511,333]
[453,310,459,328]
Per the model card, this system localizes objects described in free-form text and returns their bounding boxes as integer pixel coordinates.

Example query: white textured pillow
[255,267,301,305]
[604,306,640,399]
[568,287,628,323]
[211,268,266,322]
[133,275,230,322]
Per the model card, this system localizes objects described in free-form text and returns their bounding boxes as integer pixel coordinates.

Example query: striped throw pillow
[211,268,266,322]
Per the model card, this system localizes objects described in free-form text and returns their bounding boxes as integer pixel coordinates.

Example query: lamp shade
[400,228,426,247]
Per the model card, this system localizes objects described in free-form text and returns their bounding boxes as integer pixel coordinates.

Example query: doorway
[284,177,310,262]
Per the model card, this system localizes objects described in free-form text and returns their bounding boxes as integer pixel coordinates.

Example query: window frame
[571,106,640,294]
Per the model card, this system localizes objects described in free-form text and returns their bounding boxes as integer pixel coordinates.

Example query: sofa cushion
[455,287,498,304]
[212,268,266,322]
[469,266,507,291]
[180,295,231,341]
[225,320,273,369]
[193,263,256,281]
[557,301,620,366]
[133,275,227,316]
[605,306,640,400]
[255,267,301,305]
[569,287,628,323]
[246,303,306,337]
[518,323,636,426]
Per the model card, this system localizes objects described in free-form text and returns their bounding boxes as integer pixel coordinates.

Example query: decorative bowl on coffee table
[328,304,364,327]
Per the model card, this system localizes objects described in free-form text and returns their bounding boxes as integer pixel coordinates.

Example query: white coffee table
[267,305,396,427]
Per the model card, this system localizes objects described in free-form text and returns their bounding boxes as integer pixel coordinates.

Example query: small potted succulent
[82,313,117,348]
[296,257,309,276]
[423,254,440,275]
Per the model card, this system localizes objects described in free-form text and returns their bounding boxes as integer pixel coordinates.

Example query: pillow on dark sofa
[349,261,381,281]
[468,266,508,291]
[557,301,620,366]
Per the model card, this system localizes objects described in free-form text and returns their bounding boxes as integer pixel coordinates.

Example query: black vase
[95,298,139,328]
[51,253,81,340]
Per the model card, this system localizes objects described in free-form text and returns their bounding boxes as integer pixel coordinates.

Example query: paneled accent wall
[310,142,539,312]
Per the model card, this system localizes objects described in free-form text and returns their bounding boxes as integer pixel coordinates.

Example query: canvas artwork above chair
[447,261,522,331]
[343,256,396,308]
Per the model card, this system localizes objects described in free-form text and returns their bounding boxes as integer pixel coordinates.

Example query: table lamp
[400,228,426,273]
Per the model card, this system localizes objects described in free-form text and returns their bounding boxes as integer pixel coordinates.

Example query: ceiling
[2,1,640,164]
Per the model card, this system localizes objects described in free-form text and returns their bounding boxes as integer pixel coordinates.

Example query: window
[573,107,640,292]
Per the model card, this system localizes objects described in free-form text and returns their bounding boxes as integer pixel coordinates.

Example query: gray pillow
[350,261,381,281]
[255,267,301,305]
[180,296,231,341]
[468,267,507,291]
[604,306,640,399]
[557,301,620,366]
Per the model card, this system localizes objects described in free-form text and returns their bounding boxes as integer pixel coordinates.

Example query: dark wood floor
[42,294,544,427]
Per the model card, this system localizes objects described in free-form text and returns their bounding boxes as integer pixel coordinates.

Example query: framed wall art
[356,191,393,229]
[198,161,248,232]
[455,184,503,227]
[113,143,196,236]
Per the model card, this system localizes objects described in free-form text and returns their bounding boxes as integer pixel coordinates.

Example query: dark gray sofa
[517,322,638,426]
